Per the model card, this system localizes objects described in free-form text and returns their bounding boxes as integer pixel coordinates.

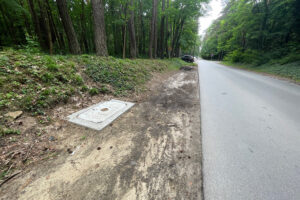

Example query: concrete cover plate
[67,99,134,130]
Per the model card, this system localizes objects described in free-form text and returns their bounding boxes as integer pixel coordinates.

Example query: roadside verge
[0,67,203,200]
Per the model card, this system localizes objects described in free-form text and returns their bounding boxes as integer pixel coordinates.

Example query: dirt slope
[0,68,202,200]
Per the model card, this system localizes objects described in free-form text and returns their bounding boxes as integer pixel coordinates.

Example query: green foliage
[89,88,99,96]
[0,127,20,137]
[223,61,300,82]
[277,53,300,65]
[201,0,300,66]
[0,48,186,118]
[0,0,206,57]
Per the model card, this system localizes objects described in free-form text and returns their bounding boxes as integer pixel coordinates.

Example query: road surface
[198,60,300,200]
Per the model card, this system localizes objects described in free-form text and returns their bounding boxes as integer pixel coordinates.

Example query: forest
[201,0,300,66]
[0,0,207,58]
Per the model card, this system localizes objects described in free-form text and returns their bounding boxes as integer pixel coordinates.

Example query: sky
[198,0,225,38]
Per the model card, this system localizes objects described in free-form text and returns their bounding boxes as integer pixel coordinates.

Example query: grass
[221,61,300,82]
[0,48,186,124]
[0,126,20,137]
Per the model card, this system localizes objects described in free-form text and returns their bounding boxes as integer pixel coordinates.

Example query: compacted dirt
[0,68,202,200]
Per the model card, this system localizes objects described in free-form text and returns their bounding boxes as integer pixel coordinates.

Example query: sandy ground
[0,68,202,200]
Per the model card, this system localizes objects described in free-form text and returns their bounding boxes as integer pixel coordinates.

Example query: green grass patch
[222,61,300,82]
[0,127,20,137]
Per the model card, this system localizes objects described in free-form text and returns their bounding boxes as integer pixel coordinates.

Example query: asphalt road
[198,60,300,200]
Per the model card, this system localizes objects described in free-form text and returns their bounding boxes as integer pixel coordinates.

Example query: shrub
[224,50,243,63]
[278,53,300,65]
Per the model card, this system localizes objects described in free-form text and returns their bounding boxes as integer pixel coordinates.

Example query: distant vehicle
[181,55,194,63]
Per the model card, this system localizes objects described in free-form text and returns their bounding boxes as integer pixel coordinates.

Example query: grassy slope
[0,48,187,133]
[221,61,300,83]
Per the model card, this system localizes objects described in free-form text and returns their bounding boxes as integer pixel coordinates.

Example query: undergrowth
[0,48,186,119]
[222,61,300,82]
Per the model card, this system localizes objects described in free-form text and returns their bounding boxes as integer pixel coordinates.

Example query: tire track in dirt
[0,68,202,200]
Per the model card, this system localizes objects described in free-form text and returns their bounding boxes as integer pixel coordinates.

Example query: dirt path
[0,68,202,200]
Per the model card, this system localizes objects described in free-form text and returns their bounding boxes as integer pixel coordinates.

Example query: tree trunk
[56,0,81,54]
[128,0,137,58]
[174,18,185,57]
[123,25,127,59]
[110,1,121,56]
[165,0,170,58]
[171,19,180,57]
[159,0,165,58]
[149,0,158,58]
[139,0,146,55]
[38,0,53,54]
[91,0,108,56]
[260,0,269,49]
[121,4,128,58]
[153,0,158,58]
[27,0,45,48]
[80,0,89,53]
[46,0,59,47]
[19,0,31,35]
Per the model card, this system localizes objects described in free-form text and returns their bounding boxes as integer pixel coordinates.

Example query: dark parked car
[181,55,194,63]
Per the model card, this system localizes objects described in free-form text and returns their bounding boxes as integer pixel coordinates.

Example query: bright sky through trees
[198,0,223,37]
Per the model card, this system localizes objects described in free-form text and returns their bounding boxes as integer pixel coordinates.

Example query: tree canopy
[0,0,208,58]
[201,0,300,65]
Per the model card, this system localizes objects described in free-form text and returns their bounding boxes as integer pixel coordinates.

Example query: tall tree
[128,0,137,58]
[165,0,170,58]
[149,0,158,58]
[91,0,108,56]
[38,0,53,54]
[56,0,81,54]
[1,0,209,57]
[153,0,158,58]
[80,0,89,53]
[138,0,146,55]
[28,0,44,48]
[159,0,166,58]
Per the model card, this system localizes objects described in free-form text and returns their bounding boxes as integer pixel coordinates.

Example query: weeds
[0,127,21,137]
[0,48,186,118]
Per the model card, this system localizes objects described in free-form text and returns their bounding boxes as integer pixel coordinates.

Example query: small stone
[130,161,137,166]
[5,111,23,120]
[110,146,113,149]
[49,136,55,141]
[97,147,101,150]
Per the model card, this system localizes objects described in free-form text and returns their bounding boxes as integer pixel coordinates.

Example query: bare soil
[0,67,202,200]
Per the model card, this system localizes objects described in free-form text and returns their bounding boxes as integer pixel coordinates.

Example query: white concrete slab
[67,99,134,131]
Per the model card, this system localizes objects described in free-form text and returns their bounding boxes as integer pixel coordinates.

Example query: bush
[224,50,243,63]
[224,49,268,65]
[278,53,300,65]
